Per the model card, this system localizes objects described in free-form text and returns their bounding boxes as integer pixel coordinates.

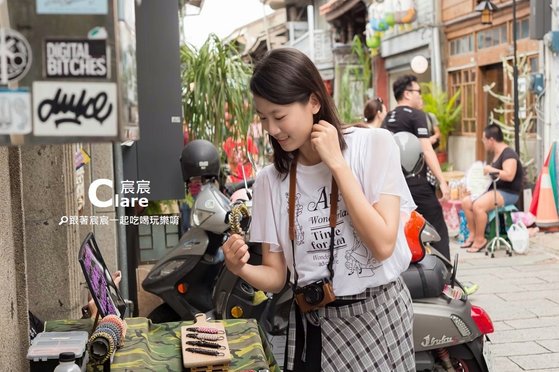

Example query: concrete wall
[0,143,118,370]
[22,145,83,321]
[449,135,538,176]
[0,147,30,371]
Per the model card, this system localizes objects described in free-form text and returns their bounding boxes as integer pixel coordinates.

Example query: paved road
[457,232,559,371]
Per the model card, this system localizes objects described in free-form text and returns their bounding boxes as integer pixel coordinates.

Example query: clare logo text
[88,179,150,208]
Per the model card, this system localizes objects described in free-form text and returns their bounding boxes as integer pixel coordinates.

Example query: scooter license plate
[483,336,494,372]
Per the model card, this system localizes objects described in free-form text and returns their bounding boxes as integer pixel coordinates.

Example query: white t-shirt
[250,127,416,296]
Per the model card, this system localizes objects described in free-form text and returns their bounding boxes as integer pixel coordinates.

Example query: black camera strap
[289,155,338,288]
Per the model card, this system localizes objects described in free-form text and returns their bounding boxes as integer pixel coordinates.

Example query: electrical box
[530,73,545,95]
[551,31,559,54]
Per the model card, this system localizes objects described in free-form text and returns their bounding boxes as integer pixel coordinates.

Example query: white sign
[36,0,108,15]
[0,28,32,84]
[33,81,117,137]
[0,89,32,134]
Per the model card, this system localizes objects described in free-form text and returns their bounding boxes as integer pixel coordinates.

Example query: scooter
[212,209,494,371]
[141,179,281,331]
[403,211,494,371]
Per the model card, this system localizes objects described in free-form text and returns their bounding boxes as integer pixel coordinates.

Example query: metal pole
[113,142,129,300]
[512,0,520,153]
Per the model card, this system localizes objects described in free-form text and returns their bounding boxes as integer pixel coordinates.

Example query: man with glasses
[382,74,451,260]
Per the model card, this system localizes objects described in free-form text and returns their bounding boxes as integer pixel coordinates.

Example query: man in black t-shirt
[382,75,451,259]
[460,124,523,253]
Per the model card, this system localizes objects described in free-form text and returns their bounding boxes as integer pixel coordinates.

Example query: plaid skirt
[285,277,414,371]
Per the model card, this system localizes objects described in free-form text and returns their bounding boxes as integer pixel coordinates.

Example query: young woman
[222,48,415,371]
[363,97,387,128]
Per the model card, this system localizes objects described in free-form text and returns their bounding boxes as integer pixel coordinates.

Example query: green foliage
[337,36,374,124]
[420,82,462,152]
[351,36,372,94]
[338,67,359,123]
[181,34,253,147]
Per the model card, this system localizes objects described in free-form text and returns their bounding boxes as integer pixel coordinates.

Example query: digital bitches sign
[44,39,108,78]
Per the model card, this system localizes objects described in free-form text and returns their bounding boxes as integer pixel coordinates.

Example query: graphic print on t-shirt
[288,184,383,276]
[344,221,383,277]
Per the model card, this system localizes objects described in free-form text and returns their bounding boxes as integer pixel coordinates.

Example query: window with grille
[449,69,476,134]
[477,24,507,49]
[450,34,474,55]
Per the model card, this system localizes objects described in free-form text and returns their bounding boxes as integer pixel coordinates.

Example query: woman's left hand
[311,120,345,169]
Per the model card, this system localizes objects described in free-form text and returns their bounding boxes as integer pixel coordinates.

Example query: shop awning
[319,0,362,22]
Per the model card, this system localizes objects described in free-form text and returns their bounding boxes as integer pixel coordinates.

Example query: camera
[294,278,336,313]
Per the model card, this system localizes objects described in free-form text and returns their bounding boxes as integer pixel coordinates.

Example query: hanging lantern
[475,0,498,25]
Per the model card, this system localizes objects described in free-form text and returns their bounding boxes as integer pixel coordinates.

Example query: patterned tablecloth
[45,317,280,372]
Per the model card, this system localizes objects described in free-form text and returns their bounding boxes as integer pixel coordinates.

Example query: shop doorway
[480,63,504,159]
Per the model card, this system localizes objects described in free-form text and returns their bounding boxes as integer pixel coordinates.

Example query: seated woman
[461,124,523,252]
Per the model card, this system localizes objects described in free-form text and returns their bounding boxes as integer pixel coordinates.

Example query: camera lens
[303,285,324,305]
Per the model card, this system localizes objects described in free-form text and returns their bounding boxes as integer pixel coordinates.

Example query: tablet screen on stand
[78,233,127,319]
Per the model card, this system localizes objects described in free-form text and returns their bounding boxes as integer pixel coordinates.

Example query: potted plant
[420,82,461,163]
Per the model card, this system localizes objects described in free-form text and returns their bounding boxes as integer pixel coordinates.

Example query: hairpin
[185,347,225,356]
[185,332,224,341]
[185,340,225,349]
[185,326,224,334]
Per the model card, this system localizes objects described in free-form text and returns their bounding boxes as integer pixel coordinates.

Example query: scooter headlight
[191,208,214,227]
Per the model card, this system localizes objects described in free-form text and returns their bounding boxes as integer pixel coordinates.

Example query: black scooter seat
[401,255,448,299]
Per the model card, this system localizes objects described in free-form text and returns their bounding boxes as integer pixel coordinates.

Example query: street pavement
[457,231,559,371]
[267,231,559,371]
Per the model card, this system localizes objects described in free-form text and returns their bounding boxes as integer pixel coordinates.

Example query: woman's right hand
[222,234,250,276]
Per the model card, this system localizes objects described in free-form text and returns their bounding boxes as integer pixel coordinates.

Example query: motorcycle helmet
[393,131,424,176]
[180,140,221,182]
[404,210,427,263]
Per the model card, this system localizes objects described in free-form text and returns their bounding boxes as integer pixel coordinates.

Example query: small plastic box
[27,331,89,372]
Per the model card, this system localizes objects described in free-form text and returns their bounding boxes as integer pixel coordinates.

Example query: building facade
[442,0,540,171]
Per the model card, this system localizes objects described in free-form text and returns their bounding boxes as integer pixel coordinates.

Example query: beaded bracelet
[99,315,127,340]
[96,324,121,347]
[88,330,116,364]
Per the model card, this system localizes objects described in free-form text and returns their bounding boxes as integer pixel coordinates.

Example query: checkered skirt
[286,277,415,371]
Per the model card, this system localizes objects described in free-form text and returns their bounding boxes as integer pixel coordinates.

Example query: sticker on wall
[0,28,33,84]
[36,0,108,15]
[88,26,108,40]
[0,88,32,134]
[44,39,108,78]
[33,81,117,137]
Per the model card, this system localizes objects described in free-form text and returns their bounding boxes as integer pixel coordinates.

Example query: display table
[45,317,279,372]
[440,199,462,237]
[442,170,465,182]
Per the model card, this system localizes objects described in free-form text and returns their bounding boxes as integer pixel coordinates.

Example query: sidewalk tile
[511,352,559,370]
[537,340,559,353]
[492,356,524,371]
[505,317,559,330]
[490,327,559,344]
[492,341,549,357]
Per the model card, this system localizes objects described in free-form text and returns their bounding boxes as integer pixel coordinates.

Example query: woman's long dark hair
[250,48,347,175]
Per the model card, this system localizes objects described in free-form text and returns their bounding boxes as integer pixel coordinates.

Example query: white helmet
[393,131,425,176]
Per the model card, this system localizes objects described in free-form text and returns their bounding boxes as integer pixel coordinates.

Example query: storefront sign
[33,81,117,137]
[0,28,32,84]
[36,0,108,15]
[0,88,32,134]
[44,39,108,78]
